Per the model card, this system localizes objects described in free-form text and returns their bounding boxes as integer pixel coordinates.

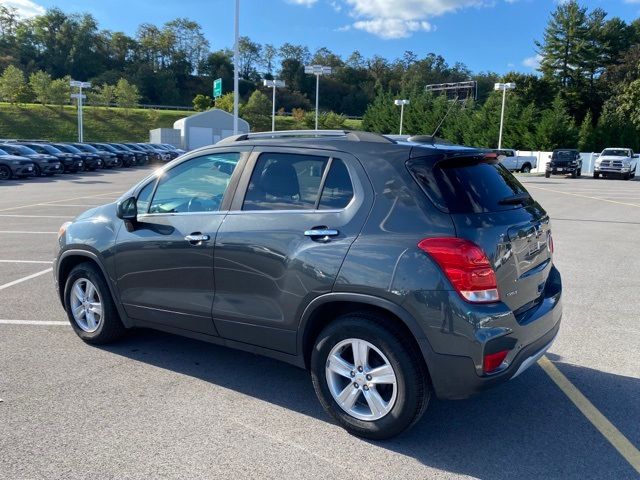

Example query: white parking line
[0,320,69,326]
[0,214,72,219]
[0,260,53,264]
[0,231,57,234]
[0,191,120,213]
[0,268,53,291]
[40,204,104,207]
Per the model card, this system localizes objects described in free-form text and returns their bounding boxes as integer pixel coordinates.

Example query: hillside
[0,103,362,143]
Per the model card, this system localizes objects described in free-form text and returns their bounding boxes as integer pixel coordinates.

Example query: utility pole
[263,79,285,132]
[394,99,410,135]
[494,82,516,149]
[304,65,332,130]
[70,80,91,142]
[233,0,240,134]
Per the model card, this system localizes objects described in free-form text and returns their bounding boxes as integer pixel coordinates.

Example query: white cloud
[0,0,45,17]
[353,18,433,39]
[522,54,542,69]
[285,0,318,6]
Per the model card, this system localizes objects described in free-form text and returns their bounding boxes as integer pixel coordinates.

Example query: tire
[571,169,577,178]
[593,172,599,179]
[63,262,126,344]
[545,171,551,178]
[310,313,430,440]
[576,168,581,177]
[521,163,531,174]
[33,164,42,177]
[0,164,12,180]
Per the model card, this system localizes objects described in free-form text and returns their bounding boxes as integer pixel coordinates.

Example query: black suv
[18,142,84,173]
[1,143,62,176]
[545,149,582,178]
[0,148,35,179]
[54,131,562,439]
[53,143,103,171]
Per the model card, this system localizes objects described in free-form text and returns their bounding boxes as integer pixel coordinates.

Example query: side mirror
[116,196,138,221]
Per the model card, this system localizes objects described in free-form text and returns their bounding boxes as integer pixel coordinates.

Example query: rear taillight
[418,237,499,303]
[483,350,509,374]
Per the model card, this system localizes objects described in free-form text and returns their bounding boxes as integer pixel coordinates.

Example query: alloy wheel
[70,278,103,333]
[325,338,398,421]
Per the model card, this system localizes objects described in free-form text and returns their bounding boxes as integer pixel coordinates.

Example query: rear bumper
[416,266,562,400]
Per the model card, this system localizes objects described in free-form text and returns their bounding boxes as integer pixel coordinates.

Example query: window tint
[243,153,329,210]
[408,157,529,214]
[319,159,354,209]
[148,153,240,214]
[136,181,155,214]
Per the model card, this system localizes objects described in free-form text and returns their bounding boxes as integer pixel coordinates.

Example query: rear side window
[319,159,354,209]
[408,156,529,214]
[243,153,329,211]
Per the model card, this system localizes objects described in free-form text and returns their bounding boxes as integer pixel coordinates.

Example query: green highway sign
[213,78,223,98]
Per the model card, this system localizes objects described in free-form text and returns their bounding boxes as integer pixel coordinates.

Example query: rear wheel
[64,262,126,344]
[521,163,531,173]
[0,165,12,180]
[311,313,430,440]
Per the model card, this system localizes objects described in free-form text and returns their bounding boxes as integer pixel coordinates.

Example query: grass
[0,102,363,142]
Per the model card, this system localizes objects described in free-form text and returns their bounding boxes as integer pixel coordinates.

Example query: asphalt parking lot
[0,170,638,479]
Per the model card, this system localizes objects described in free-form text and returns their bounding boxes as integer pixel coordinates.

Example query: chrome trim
[510,338,555,380]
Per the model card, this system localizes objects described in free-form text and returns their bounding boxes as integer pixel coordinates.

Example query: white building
[173,109,250,150]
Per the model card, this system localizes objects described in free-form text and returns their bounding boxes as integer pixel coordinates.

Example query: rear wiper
[498,193,532,205]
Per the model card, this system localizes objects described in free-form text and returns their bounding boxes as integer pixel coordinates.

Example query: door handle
[185,233,210,244]
[304,228,339,242]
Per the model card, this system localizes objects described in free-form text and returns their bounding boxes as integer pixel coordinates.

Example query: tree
[262,44,278,76]
[49,77,70,108]
[29,70,53,105]
[536,1,589,87]
[238,36,262,80]
[535,95,578,150]
[214,92,236,113]
[193,93,213,112]
[164,18,209,73]
[91,83,116,107]
[0,65,25,103]
[115,78,140,109]
[578,111,596,151]
[241,90,271,131]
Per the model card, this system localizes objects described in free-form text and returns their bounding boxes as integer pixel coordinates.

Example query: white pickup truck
[493,149,537,173]
[593,147,638,180]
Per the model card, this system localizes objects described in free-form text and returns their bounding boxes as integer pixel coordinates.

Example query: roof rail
[216,129,393,146]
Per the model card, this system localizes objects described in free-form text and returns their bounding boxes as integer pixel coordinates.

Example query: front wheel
[545,171,551,178]
[0,165,12,180]
[64,262,126,344]
[311,313,430,440]
[593,172,599,179]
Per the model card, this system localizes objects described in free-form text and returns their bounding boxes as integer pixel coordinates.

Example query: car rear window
[407,156,530,214]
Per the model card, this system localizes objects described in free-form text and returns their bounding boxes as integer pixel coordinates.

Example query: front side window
[148,152,240,214]
[243,153,329,211]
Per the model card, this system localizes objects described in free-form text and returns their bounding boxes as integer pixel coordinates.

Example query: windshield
[76,144,98,153]
[30,144,62,154]
[55,144,81,153]
[95,144,117,152]
[553,150,576,160]
[0,148,8,155]
[5,145,37,155]
[601,149,630,157]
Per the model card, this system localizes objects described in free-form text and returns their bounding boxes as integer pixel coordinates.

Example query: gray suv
[54,131,562,439]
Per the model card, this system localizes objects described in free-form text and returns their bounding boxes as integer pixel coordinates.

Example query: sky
[3,0,640,74]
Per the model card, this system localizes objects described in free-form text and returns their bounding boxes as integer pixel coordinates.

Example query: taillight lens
[418,237,499,303]
[483,350,509,373]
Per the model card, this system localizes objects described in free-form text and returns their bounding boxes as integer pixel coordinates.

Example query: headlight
[58,221,72,240]
[623,160,630,167]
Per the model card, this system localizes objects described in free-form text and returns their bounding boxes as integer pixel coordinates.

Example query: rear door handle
[304,228,339,242]
[185,233,210,244]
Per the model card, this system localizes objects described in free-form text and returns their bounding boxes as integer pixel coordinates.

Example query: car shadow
[101,329,640,479]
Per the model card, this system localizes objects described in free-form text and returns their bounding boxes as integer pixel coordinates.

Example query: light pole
[394,99,410,135]
[233,0,240,134]
[494,82,516,149]
[263,79,285,132]
[304,65,332,130]
[70,80,91,142]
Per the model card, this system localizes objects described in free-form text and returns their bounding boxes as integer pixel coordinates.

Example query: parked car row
[0,140,185,181]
